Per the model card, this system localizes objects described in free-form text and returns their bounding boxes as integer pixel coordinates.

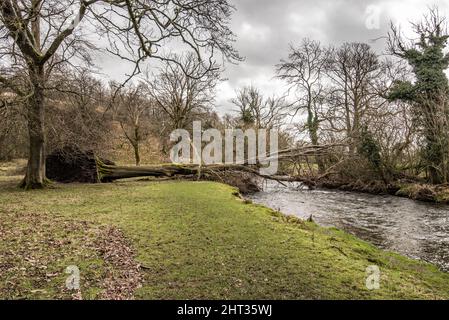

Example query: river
[248,181,449,272]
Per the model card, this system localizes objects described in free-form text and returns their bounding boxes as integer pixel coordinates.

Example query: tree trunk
[96,162,293,183]
[133,143,141,166]
[307,109,325,174]
[428,167,442,185]
[21,64,47,189]
[423,103,445,185]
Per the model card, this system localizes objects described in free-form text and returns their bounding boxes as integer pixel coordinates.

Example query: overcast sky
[97,0,449,115]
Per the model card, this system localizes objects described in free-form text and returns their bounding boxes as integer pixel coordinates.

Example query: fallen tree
[97,161,308,193]
[45,149,267,192]
[98,161,297,182]
[45,144,344,192]
[45,149,307,194]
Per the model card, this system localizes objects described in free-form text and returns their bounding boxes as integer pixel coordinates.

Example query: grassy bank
[313,177,449,204]
[1,175,449,299]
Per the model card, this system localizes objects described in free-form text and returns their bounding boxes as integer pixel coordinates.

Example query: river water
[248,181,449,272]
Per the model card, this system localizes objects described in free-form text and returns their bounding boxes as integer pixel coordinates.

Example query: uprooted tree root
[46,148,115,183]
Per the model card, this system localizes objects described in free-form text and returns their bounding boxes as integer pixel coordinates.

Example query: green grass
[1,176,449,299]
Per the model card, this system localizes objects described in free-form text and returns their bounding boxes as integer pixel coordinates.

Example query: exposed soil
[203,170,261,194]
[46,147,114,183]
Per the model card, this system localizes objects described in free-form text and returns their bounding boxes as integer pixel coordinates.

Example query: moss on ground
[1,176,449,299]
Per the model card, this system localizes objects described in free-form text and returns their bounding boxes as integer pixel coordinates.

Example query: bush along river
[248,180,449,272]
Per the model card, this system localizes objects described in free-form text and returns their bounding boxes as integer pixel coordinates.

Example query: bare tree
[115,83,152,166]
[277,39,329,143]
[43,67,112,155]
[146,53,220,131]
[231,85,287,129]
[277,39,330,172]
[0,88,28,160]
[231,85,263,126]
[326,42,383,153]
[0,0,240,189]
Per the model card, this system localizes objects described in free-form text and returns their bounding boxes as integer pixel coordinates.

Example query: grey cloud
[96,0,449,114]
